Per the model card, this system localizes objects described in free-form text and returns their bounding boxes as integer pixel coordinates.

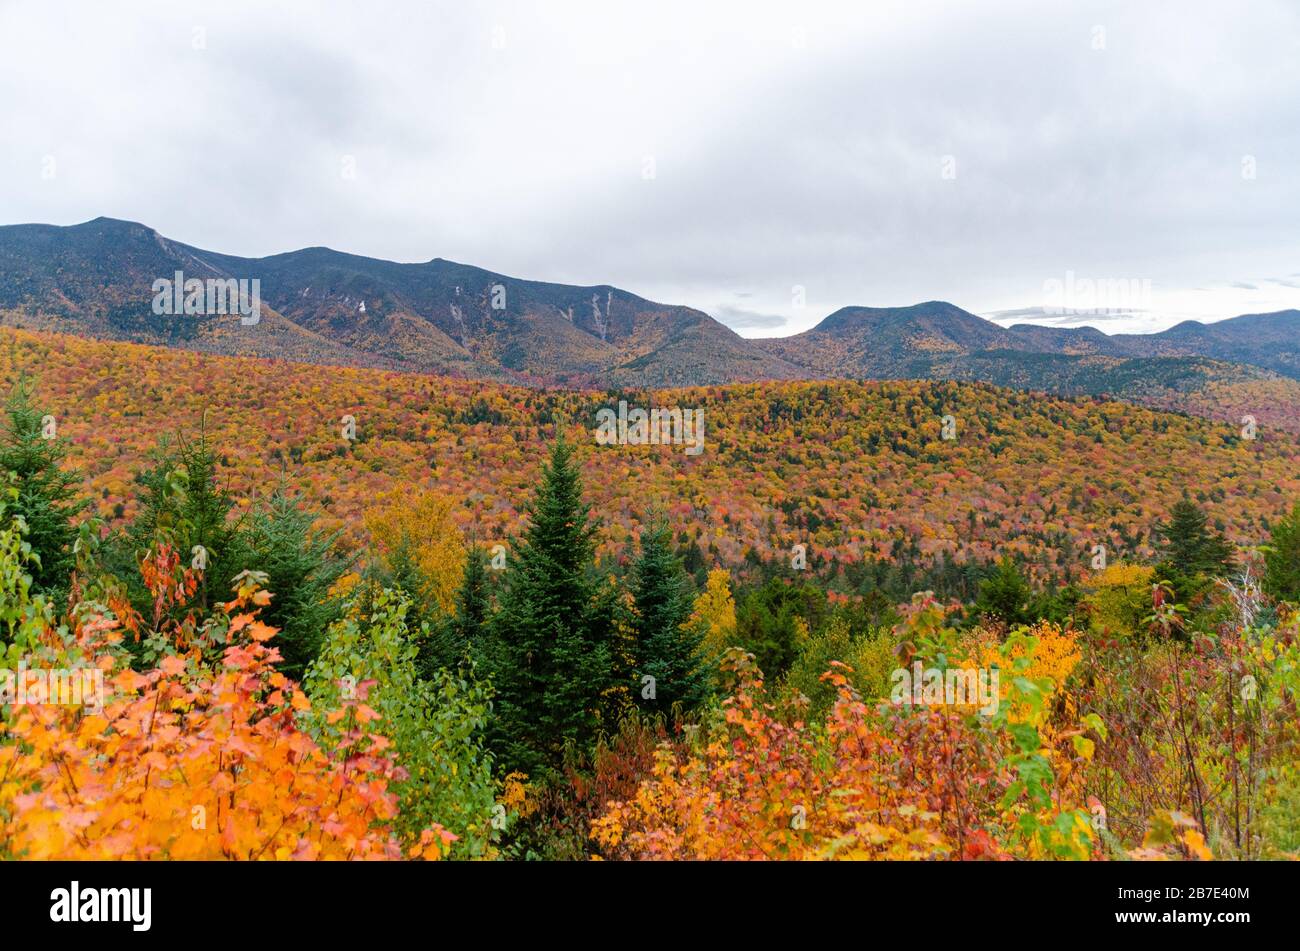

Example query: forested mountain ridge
[3,218,1297,400]
[0,217,801,387]
[755,299,1300,398]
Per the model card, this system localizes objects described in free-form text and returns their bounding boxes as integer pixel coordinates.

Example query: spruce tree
[237,487,350,679]
[172,430,241,608]
[0,376,87,594]
[973,557,1034,627]
[1154,497,1236,601]
[1263,503,1300,604]
[106,426,242,622]
[422,544,491,675]
[630,519,708,712]
[451,544,490,651]
[733,577,826,678]
[478,438,612,778]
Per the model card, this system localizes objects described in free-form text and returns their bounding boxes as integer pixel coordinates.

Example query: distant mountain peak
[78,216,152,231]
[3,216,1300,390]
[811,300,976,333]
[0,217,802,388]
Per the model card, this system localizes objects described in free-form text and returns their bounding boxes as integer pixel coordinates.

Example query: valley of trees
[2,327,1299,860]
[3,328,1299,579]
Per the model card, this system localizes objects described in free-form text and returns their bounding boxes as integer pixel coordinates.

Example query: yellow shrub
[1084,562,1154,637]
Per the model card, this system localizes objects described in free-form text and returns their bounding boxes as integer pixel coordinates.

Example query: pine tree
[105,426,242,624]
[0,376,87,594]
[237,487,350,679]
[477,438,612,778]
[1154,497,1236,601]
[423,543,491,674]
[1263,503,1300,604]
[171,430,241,609]
[630,519,708,712]
[734,577,825,678]
[972,557,1034,627]
[678,531,707,583]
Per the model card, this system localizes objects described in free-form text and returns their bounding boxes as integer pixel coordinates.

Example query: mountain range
[2,217,1297,401]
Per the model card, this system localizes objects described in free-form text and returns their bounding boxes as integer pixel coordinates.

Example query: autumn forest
[1,321,1298,864]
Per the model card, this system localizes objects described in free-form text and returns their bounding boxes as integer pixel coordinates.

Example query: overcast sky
[3,0,1299,336]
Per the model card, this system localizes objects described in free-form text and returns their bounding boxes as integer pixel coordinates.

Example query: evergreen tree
[376,538,427,614]
[972,557,1034,627]
[423,544,491,675]
[1154,497,1236,601]
[117,440,182,546]
[677,531,707,584]
[630,519,708,713]
[733,577,825,678]
[237,487,350,679]
[1263,503,1300,604]
[171,430,241,608]
[0,376,87,594]
[105,427,242,624]
[477,438,612,778]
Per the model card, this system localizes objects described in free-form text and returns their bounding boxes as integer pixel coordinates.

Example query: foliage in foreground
[0,502,458,860]
[303,587,497,858]
[591,607,1103,861]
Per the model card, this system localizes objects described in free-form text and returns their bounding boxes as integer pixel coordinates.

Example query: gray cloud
[713,305,790,332]
[986,307,1054,320]
[2,0,1299,337]
[987,307,1146,328]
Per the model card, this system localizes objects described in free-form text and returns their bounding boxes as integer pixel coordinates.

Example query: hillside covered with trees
[2,326,1299,861]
